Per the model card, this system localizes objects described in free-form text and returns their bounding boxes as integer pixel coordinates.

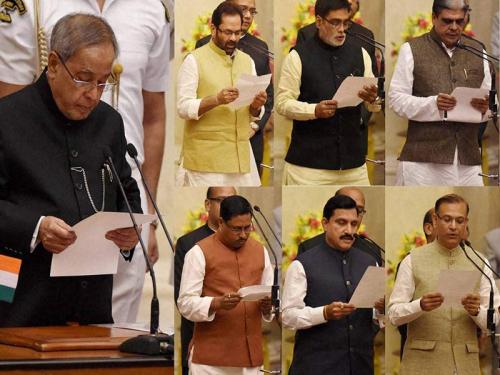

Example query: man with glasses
[282,194,383,374]
[174,186,236,375]
[0,0,169,324]
[178,195,273,374]
[177,1,267,186]
[276,0,378,186]
[389,0,493,186]
[297,186,383,265]
[196,0,273,177]
[388,193,499,374]
[0,14,142,327]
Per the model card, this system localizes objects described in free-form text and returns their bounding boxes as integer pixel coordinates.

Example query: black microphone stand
[459,242,497,355]
[346,30,385,113]
[106,155,172,356]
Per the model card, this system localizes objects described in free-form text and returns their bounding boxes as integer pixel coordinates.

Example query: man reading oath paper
[282,194,384,375]
[0,14,141,327]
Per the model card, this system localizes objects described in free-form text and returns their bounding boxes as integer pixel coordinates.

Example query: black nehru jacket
[174,223,214,375]
[298,232,382,265]
[196,33,273,171]
[0,72,141,327]
[286,34,367,170]
[289,241,379,375]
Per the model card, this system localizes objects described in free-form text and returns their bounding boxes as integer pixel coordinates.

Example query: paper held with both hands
[332,76,378,108]
[228,73,272,109]
[348,266,386,308]
[50,212,156,277]
[446,87,489,123]
[238,285,272,301]
[435,269,478,307]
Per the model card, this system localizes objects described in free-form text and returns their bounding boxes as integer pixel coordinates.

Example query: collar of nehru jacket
[431,239,462,258]
[209,39,238,61]
[429,27,460,54]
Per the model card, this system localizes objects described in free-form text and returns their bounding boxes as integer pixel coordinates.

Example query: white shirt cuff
[311,306,327,326]
[30,216,45,253]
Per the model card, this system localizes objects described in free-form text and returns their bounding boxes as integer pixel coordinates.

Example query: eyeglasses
[436,214,467,226]
[323,17,352,30]
[55,51,116,92]
[208,196,227,203]
[357,207,367,216]
[238,5,258,16]
[439,17,467,28]
[226,223,253,234]
[217,28,243,37]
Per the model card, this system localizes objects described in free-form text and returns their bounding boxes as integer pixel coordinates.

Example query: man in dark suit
[298,187,383,265]
[196,0,273,175]
[0,14,141,327]
[174,186,236,375]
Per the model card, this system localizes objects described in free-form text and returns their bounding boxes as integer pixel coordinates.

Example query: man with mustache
[177,1,267,186]
[196,0,273,176]
[388,194,499,374]
[276,0,378,185]
[178,195,273,374]
[388,0,493,186]
[282,194,382,374]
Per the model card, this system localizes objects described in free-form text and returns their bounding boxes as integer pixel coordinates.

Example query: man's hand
[250,91,267,115]
[216,87,239,105]
[419,292,444,312]
[436,93,457,111]
[210,293,242,314]
[315,99,338,118]
[358,84,378,103]
[147,227,159,266]
[471,95,489,115]
[374,297,385,314]
[324,301,356,320]
[105,227,140,250]
[38,216,77,254]
[259,296,272,316]
[462,293,481,316]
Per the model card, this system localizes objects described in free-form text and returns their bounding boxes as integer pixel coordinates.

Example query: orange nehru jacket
[192,233,265,367]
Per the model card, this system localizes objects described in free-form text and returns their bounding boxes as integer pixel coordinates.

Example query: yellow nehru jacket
[183,40,253,173]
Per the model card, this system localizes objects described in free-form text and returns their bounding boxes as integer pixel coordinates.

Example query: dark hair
[211,1,243,28]
[323,194,357,220]
[220,195,253,222]
[434,194,469,215]
[432,0,470,16]
[315,0,351,18]
[206,187,215,199]
[423,208,434,227]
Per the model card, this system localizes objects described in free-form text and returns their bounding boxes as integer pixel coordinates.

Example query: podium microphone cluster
[106,146,173,356]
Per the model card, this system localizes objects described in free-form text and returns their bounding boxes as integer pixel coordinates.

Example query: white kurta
[0,0,170,323]
[178,244,274,375]
[388,41,491,186]
[176,53,261,187]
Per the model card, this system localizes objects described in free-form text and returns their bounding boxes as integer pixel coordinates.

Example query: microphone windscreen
[127,143,138,158]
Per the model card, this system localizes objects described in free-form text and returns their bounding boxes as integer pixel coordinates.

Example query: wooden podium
[0,326,173,374]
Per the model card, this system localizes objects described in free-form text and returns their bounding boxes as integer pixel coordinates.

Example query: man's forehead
[220,13,243,27]
[437,8,467,19]
[437,202,468,215]
[330,208,358,221]
[324,8,351,20]
[227,213,252,224]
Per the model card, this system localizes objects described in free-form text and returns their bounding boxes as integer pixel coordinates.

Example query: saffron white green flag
[0,254,21,303]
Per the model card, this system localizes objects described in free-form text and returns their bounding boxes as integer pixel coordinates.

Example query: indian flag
[0,254,21,303]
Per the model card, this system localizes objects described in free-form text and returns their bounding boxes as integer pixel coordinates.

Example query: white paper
[447,87,489,123]
[436,269,478,307]
[332,76,378,108]
[238,284,271,301]
[348,266,385,308]
[50,212,156,277]
[228,73,272,109]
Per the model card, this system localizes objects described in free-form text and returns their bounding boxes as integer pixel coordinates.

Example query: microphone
[345,29,385,108]
[456,40,498,133]
[253,205,283,247]
[354,233,385,265]
[126,143,175,253]
[238,38,275,60]
[459,241,496,343]
[252,212,280,314]
[105,153,172,355]
[462,240,500,279]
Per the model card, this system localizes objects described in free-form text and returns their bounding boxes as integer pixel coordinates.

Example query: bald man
[297,187,382,265]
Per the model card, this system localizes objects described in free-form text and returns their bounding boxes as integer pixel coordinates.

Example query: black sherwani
[0,72,141,327]
[174,223,214,375]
